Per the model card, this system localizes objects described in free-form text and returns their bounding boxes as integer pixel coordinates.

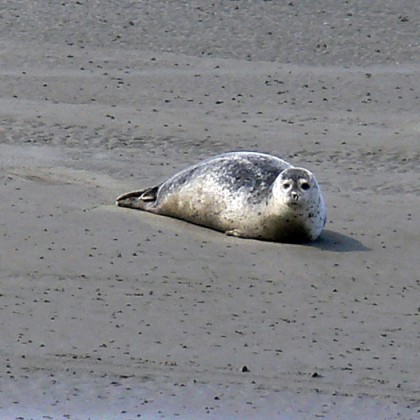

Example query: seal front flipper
[116,186,159,209]
[225,228,251,239]
[225,228,266,240]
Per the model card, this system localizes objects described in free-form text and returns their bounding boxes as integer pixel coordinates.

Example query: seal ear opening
[116,186,158,209]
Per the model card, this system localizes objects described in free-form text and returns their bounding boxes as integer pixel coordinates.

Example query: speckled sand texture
[1,1,420,418]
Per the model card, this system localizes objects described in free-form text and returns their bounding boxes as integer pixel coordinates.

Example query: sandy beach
[1,1,419,418]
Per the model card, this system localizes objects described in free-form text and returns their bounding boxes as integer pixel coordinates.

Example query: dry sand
[1,1,419,418]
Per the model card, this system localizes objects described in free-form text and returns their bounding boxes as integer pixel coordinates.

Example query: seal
[116,151,326,242]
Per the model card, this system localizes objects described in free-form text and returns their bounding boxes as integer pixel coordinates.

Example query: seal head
[267,167,326,242]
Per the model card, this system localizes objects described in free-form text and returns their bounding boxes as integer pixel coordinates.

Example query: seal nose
[291,191,300,201]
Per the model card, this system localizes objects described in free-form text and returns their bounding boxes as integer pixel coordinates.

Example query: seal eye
[301,182,310,191]
[282,182,291,190]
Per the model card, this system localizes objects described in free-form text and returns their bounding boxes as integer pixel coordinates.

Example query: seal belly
[156,179,234,231]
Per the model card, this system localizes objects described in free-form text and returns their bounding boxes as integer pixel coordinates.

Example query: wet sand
[1,1,419,418]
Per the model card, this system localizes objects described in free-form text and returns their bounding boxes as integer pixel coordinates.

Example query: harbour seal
[116,151,326,242]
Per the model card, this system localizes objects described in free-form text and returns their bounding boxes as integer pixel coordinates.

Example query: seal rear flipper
[116,186,159,209]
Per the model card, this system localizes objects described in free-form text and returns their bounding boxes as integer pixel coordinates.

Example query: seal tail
[116,186,159,210]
